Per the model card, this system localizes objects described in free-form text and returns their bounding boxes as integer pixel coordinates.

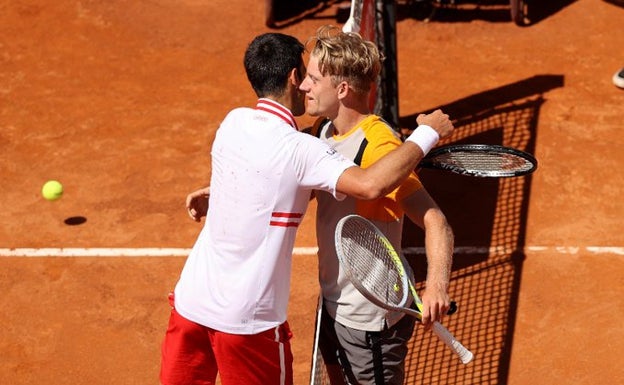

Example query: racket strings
[339,219,408,308]
[432,151,535,173]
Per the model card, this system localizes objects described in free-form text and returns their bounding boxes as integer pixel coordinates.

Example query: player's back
[208,106,310,247]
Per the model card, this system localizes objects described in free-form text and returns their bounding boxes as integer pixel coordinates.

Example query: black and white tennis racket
[335,214,474,364]
[418,144,537,178]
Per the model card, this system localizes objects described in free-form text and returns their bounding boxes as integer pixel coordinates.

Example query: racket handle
[432,322,474,364]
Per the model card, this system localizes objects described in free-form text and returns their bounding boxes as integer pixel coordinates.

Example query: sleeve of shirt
[360,124,423,201]
[290,132,355,200]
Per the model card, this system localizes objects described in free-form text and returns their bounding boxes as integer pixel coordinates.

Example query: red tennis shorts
[160,293,294,385]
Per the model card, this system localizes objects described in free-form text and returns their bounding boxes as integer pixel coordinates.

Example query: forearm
[337,140,425,200]
[402,191,454,279]
[402,188,454,324]
[424,215,454,290]
[336,109,453,200]
[366,123,442,197]
[420,210,454,324]
[337,123,441,200]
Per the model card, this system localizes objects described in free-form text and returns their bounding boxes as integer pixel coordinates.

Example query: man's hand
[416,109,454,139]
[419,285,451,330]
[186,186,210,222]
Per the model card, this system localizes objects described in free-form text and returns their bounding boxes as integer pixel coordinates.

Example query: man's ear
[336,81,349,99]
[289,68,300,86]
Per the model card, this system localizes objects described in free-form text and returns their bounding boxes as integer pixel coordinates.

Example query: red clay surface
[1,1,623,384]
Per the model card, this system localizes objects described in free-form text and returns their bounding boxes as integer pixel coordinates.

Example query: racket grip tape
[432,322,474,364]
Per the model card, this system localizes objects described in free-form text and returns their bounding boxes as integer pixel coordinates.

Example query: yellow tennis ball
[42,180,63,201]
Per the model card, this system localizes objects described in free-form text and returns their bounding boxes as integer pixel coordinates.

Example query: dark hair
[244,33,304,98]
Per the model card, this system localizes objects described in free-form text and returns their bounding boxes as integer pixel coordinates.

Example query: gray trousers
[319,304,416,385]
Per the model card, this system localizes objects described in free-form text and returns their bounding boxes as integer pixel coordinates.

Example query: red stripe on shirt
[270,211,303,228]
[269,221,300,228]
[256,99,298,130]
[271,212,303,218]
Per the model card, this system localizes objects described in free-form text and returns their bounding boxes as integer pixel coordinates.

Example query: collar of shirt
[256,98,298,130]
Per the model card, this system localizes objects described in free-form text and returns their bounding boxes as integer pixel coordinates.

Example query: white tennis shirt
[174,99,354,334]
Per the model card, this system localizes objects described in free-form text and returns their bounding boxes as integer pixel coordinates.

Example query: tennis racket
[335,214,474,364]
[418,144,537,178]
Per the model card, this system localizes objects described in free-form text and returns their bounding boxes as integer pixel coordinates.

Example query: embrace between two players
[159,25,455,385]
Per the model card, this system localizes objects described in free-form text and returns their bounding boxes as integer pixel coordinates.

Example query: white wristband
[406,125,440,155]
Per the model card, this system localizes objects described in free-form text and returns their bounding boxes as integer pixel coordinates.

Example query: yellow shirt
[312,115,422,331]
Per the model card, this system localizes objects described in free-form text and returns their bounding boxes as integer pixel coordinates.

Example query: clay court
[1,0,623,384]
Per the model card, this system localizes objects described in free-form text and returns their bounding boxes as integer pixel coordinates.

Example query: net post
[375,0,399,131]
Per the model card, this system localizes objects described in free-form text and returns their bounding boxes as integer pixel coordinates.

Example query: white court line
[0,246,623,257]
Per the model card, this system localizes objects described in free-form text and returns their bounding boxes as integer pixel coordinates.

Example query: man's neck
[332,109,371,136]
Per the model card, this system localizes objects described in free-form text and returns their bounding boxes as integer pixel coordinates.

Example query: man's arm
[336,109,453,200]
[401,188,454,328]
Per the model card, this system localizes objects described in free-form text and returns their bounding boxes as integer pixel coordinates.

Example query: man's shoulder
[220,106,255,124]
[361,115,402,143]
[225,106,256,117]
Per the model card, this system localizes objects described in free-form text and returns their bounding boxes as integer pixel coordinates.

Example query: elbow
[356,179,387,200]
[337,167,390,200]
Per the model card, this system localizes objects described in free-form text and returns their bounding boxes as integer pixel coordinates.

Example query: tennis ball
[42,180,63,201]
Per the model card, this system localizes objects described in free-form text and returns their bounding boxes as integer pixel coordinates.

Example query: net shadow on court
[397,74,563,384]
[309,74,563,384]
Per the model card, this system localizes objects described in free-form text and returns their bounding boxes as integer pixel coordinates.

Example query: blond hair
[307,25,383,95]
